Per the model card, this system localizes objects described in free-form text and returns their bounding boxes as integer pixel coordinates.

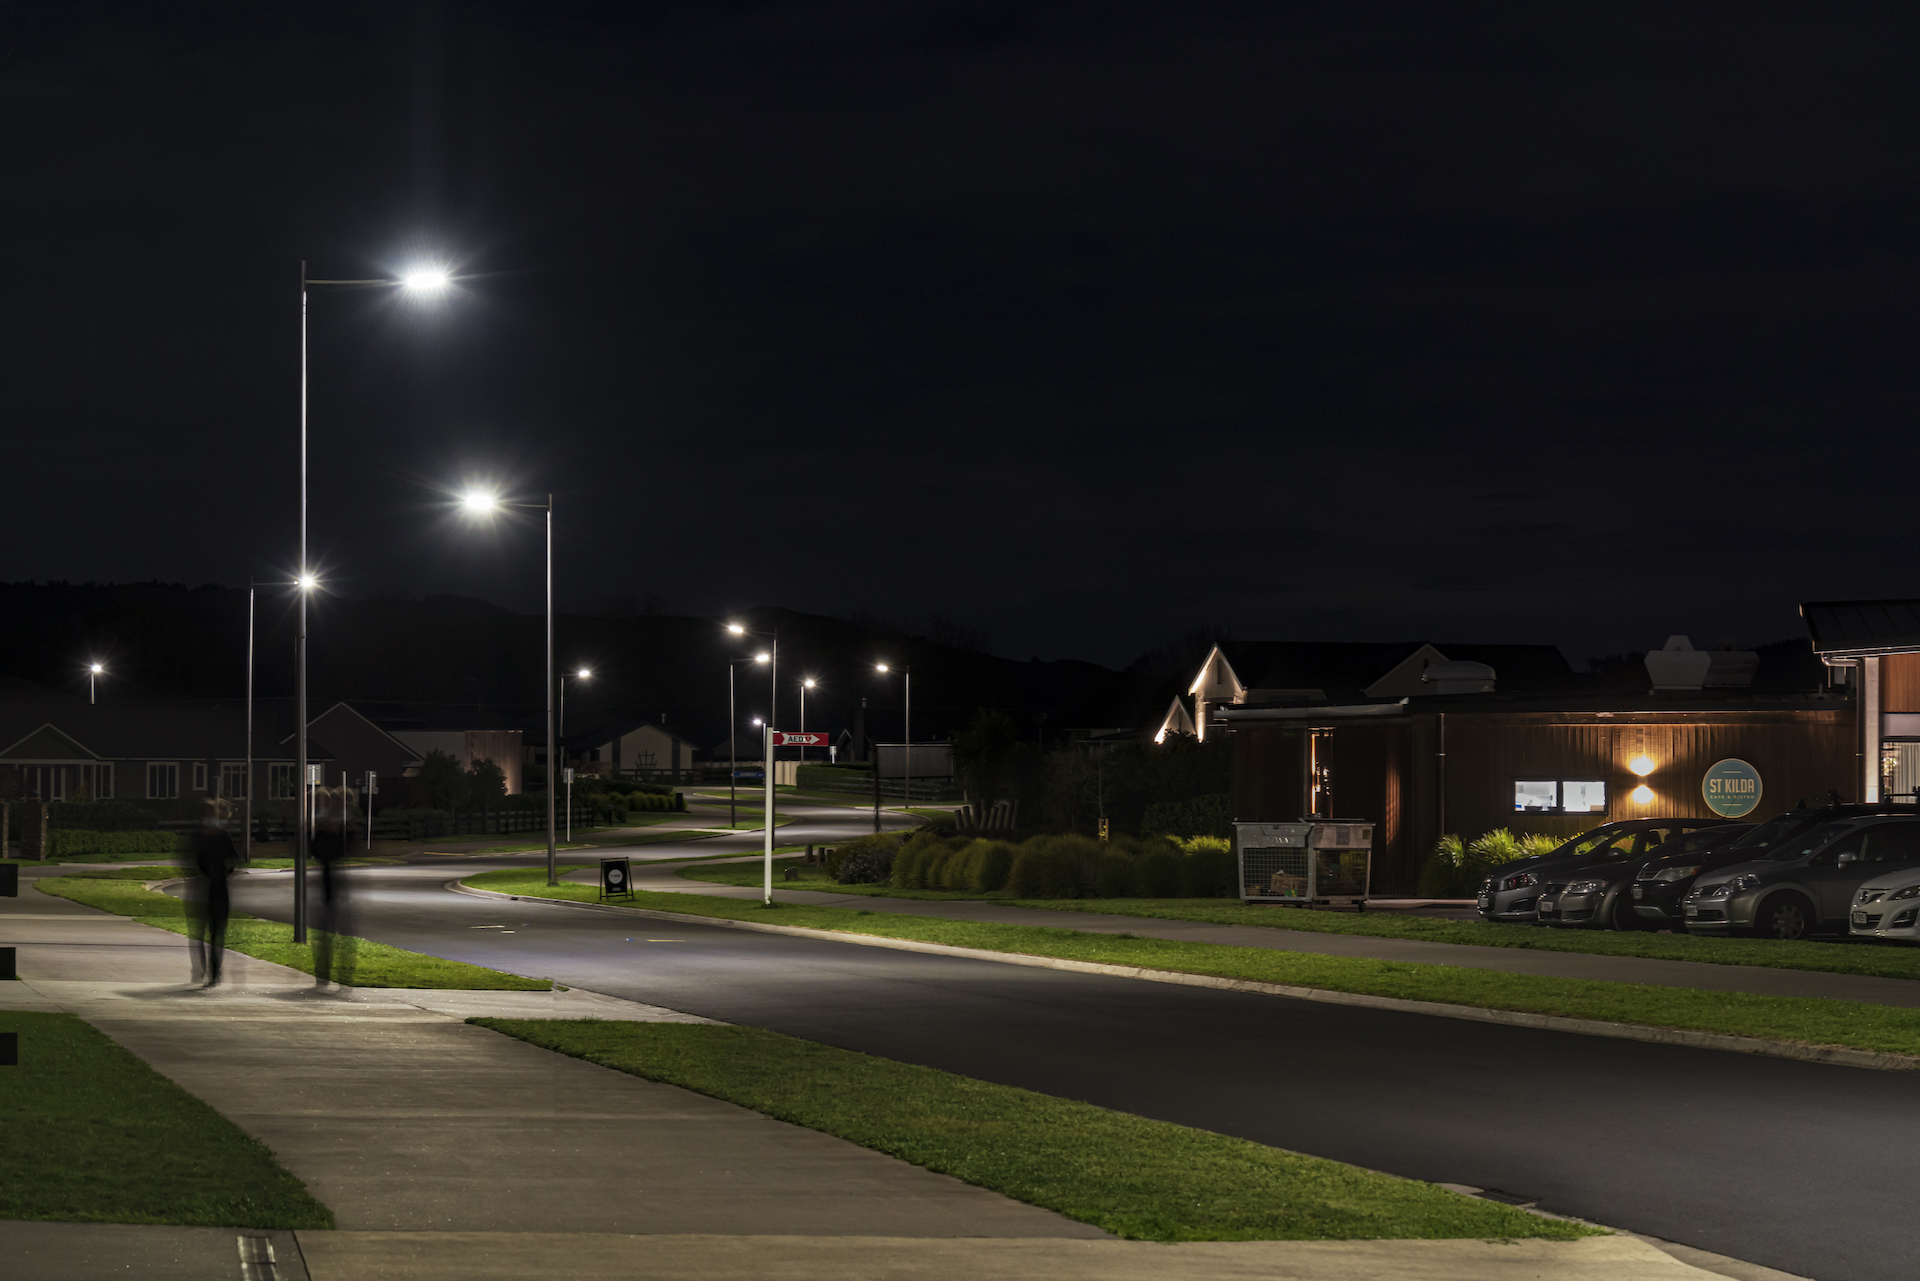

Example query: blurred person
[309,785,356,989]
[187,799,240,987]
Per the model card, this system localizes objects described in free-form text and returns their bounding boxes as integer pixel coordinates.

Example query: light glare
[727,623,746,635]
[402,268,451,292]
[298,575,318,591]
[875,663,890,673]
[462,490,498,514]
[1628,755,1655,777]
[576,668,592,679]
[754,652,770,663]
[89,663,104,674]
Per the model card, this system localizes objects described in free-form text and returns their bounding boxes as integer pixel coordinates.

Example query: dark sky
[5,2,1916,668]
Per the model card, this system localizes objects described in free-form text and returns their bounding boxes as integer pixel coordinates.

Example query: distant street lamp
[459,488,560,885]
[297,261,453,937]
[875,663,911,812]
[725,653,770,828]
[800,678,816,762]
[87,663,103,705]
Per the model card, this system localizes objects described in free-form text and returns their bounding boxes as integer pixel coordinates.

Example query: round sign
[1702,758,1763,818]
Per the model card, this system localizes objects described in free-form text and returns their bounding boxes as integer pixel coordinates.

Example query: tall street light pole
[301,262,451,936]
[875,663,910,814]
[726,653,769,827]
[800,678,815,764]
[459,489,559,884]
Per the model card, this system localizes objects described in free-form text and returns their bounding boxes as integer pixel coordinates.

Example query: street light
[800,678,816,762]
[298,261,454,938]
[561,668,592,738]
[725,653,769,828]
[86,663,103,705]
[458,488,560,885]
[875,663,910,816]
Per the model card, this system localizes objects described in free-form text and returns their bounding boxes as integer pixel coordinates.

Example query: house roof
[567,719,701,750]
[1208,641,1575,703]
[1801,599,1920,657]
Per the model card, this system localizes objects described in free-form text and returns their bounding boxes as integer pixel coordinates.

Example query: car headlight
[1858,889,1888,904]
[1500,872,1537,891]
[1893,886,1920,901]
[1729,873,1762,892]
[1694,880,1739,900]
[1566,879,1608,896]
[1647,864,1702,882]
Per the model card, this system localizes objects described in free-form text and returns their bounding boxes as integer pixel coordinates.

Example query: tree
[411,750,467,810]
[951,709,1021,808]
[466,758,507,810]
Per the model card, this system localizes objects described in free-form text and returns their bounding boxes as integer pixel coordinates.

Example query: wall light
[1628,755,1655,777]
[1631,784,1655,805]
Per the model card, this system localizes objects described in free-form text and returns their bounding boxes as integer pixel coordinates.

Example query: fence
[182,807,600,844]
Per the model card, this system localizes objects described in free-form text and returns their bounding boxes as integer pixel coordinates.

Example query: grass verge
[468,867,1920,1057]
[0,1010,333,1228]
[37,869,549,990]
[678,860,1920,984]
[472,1019,1583,1242]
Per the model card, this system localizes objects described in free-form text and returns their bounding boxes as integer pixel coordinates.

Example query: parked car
[1683,816,1920,939]
[1539,825,1747,931]
[1849,864,1920,942]
[1476,819,1729,923]
[1634,801,1916,930]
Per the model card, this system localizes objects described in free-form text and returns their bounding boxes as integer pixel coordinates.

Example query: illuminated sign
[1702,758,1763,818]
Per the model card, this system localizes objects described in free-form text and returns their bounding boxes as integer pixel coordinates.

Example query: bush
[1093,853,1137,898]
[1133,847,1183,897]
[45,829,190,858]
[1178,844,1238,898]
[1139,793,1233,841]
[966,840,1016,892]
[48,801,162,832]
[833,834,902,885]
[1008,834,1103,898]
[1416,828,1552,898]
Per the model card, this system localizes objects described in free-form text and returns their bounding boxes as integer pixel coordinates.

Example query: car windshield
[1555,826,1634,859]
[1722,812,1812,854]
[1649,828,1736,858]
[1763,821,1859,861]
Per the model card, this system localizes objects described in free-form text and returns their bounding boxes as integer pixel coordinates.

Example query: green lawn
[468,866,1920,1058]
[0,1011,333,1228]
[677,859,1920,984]
[473,1019,1583,1242]
[37,869,550,990]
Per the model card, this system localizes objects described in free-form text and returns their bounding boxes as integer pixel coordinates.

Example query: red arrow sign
[771,731,828,746]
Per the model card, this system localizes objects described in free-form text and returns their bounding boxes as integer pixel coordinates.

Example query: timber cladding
[1231,708,1856,896]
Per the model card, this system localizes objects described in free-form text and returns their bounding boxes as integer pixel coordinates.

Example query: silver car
[1477,821,1716,923]
[1684,816,1920,939]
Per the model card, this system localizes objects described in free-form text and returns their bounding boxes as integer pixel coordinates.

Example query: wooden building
[1226,697,1857,896]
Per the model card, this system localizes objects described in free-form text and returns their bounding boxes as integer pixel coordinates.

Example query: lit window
[1513,779,1608,815]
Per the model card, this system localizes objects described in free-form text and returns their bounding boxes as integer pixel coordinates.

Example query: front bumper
[1476,886,1540,922]
[1631,879,1690,924]
[1851,901,1920,940]
[1682,890,1758,933]
[1538,889,1603,926]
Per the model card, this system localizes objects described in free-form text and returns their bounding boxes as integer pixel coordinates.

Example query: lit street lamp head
[803,678,815,688]
[89,663,104,674]
[576,668,592,679]
[401,268,452,292]
[754,652,770,663]
[297,574,319,592]
[875,663,890,673]
[727,623,746,635]
[461,490,499,515]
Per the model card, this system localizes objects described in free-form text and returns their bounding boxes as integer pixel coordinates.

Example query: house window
[1513,779,1608,815]
[220,763,248,798]
[192,762,208,792]
[268,763,297,799]
[147,763,179,800]
[94,763,113,799]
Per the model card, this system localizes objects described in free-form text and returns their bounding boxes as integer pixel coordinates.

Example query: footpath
[2,866,1785,1281]
[632,859,1920,1010]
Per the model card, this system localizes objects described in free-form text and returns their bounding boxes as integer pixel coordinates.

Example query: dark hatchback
[1539,824,1746,930]
[1633,802,1920,930]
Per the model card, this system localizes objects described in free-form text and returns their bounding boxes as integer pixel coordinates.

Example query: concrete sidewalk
[2,871,1784,1281]
[633,858,1920,1008]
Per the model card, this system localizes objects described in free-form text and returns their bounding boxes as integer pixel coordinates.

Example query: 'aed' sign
[1702,759,1763,818]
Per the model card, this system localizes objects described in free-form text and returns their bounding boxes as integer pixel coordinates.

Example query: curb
[446,880,1920,1075]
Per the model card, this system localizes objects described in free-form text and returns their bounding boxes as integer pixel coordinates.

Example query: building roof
[1210,640,1576,703]
[1801,599,1920,657]
[567,719,702,750]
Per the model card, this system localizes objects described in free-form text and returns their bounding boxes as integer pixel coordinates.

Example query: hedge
[1139,792,1232,841]
[45,829,192,858]
[878,830,1237,899]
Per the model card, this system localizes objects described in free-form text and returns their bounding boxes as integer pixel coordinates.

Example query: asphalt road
[224,802,1911,1281]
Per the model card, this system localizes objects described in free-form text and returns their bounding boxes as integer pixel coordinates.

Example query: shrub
[1178,844,1238,898]
[48,801,162,832]
[1416,834,1472,898]
[1468,828,1529,865]
[45,829,190,858]
[1518,832,1564,858]
[1093,853,1136,898]
[1134,847,1183,897]
[834,834,902,885]
[966,840,1016,892]
[1139,792,1233,841]
[1174,835,1231,856]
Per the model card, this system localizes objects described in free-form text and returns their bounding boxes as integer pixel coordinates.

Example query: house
[0,678,419,807]
[388,728,527,793]
[569,719,700,778]
[1162,640,1579,742]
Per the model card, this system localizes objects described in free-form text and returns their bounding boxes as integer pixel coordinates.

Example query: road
[224,800,1911,1281]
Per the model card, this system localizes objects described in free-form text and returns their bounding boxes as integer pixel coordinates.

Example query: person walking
[310,785,356,990]
[187,799,240,987]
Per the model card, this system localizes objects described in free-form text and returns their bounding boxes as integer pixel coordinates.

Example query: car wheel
[1755,895,1814,941]
[1607,893,1643,932]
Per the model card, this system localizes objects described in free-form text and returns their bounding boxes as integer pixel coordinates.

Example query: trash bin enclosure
[1234,819,1374,908]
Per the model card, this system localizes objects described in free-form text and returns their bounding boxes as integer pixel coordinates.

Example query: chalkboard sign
[0,1032,16,1066]
[0,863,16,898]
[600,857,634,901]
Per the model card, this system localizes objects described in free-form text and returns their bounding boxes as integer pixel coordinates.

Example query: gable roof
[1200,640,1576,706]
[1802,599,1920,657]
[568,719,701,749]
[0,722,100,761]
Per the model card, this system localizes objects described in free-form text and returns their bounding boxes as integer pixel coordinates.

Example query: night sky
[6,3,1916,669]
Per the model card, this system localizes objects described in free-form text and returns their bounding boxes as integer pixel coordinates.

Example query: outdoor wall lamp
[1631,784,1655,805]
[1629,755,1655,777]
